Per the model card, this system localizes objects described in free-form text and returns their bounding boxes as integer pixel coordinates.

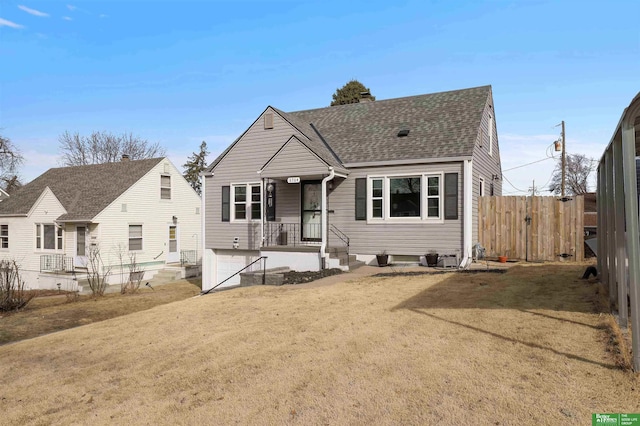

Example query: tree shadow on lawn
[391,263,616,370]
[392,263,600,314]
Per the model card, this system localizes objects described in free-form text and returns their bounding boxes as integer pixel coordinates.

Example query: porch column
[320,168,335,268]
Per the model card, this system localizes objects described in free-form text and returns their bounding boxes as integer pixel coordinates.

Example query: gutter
[320,167,335,268]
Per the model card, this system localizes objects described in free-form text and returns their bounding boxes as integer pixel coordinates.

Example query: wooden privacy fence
[478,196,584,262]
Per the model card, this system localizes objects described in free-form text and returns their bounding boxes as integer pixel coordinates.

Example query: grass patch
[1,263,638,424]
[0,279,201,345]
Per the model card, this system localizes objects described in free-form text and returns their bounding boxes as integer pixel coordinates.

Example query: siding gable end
[260,135,330,178]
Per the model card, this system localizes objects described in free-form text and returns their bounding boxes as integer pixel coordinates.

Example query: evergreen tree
[330,80,375,106]
[183,141,209,195]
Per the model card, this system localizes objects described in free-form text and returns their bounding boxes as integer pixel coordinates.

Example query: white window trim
[366,172,444,224]
[230,182,262,223]
[35,223,64,252]
[128,223,144,252]
[160,174,171,200]
[0,224,8,250]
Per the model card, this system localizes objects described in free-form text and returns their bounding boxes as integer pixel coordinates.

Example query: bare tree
[0,133,23,192]
[0,259,33,311]
[58,131,166,166]
[84,246,112,296]
[548,153,595,195]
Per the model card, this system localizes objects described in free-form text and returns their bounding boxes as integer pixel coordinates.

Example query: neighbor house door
[302,182,321,241]
[75,225,88,267]
[167,225,179,263]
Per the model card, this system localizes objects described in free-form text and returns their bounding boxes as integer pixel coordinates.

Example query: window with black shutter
[222,186,230,222]
[355,178,366,220]
[444,173,458,220]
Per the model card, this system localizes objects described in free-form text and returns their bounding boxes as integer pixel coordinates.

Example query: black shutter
[222,186,230,222]
[444,173,458,220]
[355,178,366,220]
[266,182,276,221]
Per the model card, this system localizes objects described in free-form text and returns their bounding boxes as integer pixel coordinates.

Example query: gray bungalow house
[201,85,502,290]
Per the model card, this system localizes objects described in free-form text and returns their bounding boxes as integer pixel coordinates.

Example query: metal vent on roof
[397,129,410,137]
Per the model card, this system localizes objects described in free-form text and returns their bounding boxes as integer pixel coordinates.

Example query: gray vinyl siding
[205,107,311,250]
[471,94,503,244]
[327,162,464,256]
[262,138,329,178]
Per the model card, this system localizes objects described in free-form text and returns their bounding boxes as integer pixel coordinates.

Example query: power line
[502,156,554,172]
[502,173,530,193]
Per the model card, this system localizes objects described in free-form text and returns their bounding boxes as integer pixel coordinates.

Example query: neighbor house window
[231,183,261,221]
[0,225,7,249]
[161,175,171,199]
[35,224,63,250]
[367,174,442,221]
[129,225,143,251]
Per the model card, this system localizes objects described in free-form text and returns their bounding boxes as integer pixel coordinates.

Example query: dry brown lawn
[0,280,201,345]
[1,263,638,425]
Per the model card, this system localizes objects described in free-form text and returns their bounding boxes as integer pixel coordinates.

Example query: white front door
[75,225,88,267]
[302,182,322,241]
[167,225,179,263]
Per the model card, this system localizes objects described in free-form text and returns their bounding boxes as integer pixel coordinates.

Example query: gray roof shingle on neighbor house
[287,85,491,164]
[0,157,164,221]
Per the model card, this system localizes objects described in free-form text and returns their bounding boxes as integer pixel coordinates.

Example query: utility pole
[529,179,538,196]
[561,120,566,197]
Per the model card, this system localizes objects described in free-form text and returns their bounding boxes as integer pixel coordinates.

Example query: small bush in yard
[0,259,34,311]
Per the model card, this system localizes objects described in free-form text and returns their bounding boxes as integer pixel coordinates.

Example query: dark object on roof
[397,129,410,137]
[0,157,164,221]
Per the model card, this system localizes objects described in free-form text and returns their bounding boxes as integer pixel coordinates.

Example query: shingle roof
[208,85,491,171]
[0,157,164,221]
[288,85,491,164]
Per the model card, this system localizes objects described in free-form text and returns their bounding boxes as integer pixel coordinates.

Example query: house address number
[287,177,301,184]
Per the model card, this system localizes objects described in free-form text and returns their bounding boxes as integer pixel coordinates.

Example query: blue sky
[1,0,639,194]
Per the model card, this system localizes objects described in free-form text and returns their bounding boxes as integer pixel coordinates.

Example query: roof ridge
[288,85,491,114]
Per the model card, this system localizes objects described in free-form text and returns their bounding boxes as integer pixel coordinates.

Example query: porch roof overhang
[55,218,94,224]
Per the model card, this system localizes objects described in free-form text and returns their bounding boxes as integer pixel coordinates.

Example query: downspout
[320,167,335,269]
[461,159,473,268]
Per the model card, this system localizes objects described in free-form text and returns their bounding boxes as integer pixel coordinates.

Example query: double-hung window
[367,174,443,221]
[129,225,143,251]
[0,225,7,249]
[231,183,261,221]
[161,175,171,200]
[35,224,63,250]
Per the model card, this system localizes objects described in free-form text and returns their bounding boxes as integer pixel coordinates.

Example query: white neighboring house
[0,156,202,290]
